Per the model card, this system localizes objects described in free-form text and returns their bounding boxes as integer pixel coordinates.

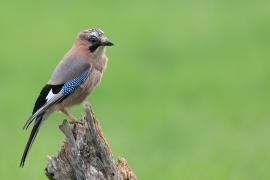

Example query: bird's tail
[23,93,63,130]
[20,114,44,167]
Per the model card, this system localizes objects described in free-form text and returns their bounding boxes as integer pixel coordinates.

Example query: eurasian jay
[20,28,113,167]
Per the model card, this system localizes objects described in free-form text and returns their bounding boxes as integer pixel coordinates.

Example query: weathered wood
[45,102,136,180]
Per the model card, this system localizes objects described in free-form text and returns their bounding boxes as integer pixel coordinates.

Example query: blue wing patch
[61,69,91,96]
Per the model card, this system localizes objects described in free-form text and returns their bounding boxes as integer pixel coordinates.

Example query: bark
[45,102,136,180]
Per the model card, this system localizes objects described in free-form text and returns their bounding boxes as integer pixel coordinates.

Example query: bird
[20,28,114,167]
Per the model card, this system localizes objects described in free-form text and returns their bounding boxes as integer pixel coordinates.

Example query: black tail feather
[20,114,44,167]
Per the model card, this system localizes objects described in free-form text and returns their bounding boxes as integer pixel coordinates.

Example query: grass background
[0,0,270,179]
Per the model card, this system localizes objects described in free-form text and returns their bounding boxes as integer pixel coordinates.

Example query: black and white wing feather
[23,84,63,130]
[23,68,91,130]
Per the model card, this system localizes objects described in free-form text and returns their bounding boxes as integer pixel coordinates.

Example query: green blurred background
[1,0,270,179]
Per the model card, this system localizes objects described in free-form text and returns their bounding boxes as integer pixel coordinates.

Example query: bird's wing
[32,84,63,115]
[23,68,91,130]
[48,54,91,85]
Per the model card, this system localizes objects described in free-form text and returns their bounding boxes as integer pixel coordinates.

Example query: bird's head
[77,28,114,55]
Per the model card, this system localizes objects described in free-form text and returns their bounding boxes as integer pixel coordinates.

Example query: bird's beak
[101,39,114,46]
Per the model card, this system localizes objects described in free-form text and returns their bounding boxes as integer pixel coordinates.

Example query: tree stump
[45,102,136,180]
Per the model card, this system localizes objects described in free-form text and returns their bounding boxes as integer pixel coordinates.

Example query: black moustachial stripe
[89,44,100,52]
[32,84,63,114]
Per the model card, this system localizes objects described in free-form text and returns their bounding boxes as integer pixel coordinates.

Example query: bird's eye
[88,36,97,43]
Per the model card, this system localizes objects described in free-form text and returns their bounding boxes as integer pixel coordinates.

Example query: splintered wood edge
[84,103,118,178]
[45,102,137,180]
[116,157,137,180]
[59,120,76,145]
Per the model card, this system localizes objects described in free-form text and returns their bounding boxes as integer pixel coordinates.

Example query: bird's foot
[68,116,83,126]
[69,119,84,126]
[61,109,83,126]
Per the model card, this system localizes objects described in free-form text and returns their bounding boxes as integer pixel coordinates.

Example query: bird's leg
[61,108,83,125]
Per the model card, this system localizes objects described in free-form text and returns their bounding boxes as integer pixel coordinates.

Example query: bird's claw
[69,119,84,126]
